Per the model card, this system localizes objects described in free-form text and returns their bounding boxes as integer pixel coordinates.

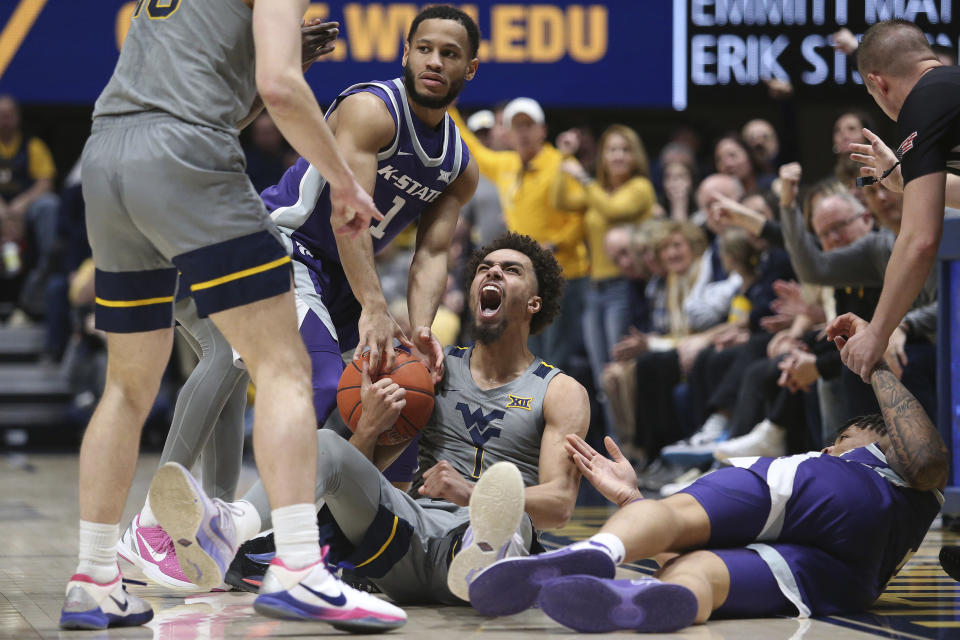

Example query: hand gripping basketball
[337,347,435,445]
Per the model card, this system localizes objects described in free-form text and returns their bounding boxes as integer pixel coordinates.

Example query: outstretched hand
[564,434,641,508]
[849,128,903,193]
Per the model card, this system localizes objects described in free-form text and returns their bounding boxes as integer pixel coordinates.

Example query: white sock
[272,503,321,570]
[76,520,120,583]
[140,495,158,527]
[505,532,529,558]
[230,500,263,544]
[584,532,626,564]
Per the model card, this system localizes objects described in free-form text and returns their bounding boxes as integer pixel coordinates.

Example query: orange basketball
[337,348,435,445]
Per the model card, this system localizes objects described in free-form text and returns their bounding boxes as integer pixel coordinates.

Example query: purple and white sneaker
[447,461,526,602]
[59,572,153,630]
[148,462,238,590]
[254,556,407,632]
[538,575,698,633]
[468,540,617,617]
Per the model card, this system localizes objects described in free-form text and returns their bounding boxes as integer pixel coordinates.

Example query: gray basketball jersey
[94,0,256,132]
[415,346,561,490]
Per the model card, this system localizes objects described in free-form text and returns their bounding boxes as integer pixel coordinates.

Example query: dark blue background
[0,1,675,108]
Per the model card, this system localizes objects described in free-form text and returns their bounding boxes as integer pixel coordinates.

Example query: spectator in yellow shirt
[451,98,588,372]
[0,95,59,317]
[551,124,656,435]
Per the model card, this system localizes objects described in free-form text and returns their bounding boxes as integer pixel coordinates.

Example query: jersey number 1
[369,195,406,240]
[133,0,181,20]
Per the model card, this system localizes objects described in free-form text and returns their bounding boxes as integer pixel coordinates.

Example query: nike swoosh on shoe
[301,583,348,607]
[109,595,129,612]
[137,532,167,563]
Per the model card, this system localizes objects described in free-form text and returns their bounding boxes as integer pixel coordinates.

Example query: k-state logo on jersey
[456,402,504,446]
[506,395,533,410]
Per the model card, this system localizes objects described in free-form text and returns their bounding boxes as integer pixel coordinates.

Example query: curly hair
[833,413,887,443]
[463,232,564,336]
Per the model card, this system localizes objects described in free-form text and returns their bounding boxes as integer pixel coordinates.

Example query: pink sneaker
[117,515,195,590]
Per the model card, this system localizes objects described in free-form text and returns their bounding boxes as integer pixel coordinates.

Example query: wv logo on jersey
[506,395,533,410]
[456,403,504,447]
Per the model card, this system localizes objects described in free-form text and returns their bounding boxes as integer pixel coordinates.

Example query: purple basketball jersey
[685,445,942,617]
[261,78,470,262]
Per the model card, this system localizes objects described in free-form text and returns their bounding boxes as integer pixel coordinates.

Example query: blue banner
[0,1,674,108]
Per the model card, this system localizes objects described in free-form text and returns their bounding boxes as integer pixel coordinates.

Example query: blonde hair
[597,124,650,189]
[653,221,708,260]
[652,221,707,337]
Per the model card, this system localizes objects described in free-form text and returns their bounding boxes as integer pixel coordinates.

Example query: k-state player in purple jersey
[262,76,470,358]
[260,6,480,429]
[465,312,947,633]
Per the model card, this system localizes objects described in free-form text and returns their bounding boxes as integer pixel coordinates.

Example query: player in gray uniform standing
[219,232,589,604]
[60,0,406,632]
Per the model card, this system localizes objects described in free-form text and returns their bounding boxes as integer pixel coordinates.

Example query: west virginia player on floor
[222,233,589,605]
[59,0,404,632]
[467,312,946,633]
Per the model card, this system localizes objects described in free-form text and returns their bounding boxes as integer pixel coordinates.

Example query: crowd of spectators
[435,31,950,494]
[2,28,949,466]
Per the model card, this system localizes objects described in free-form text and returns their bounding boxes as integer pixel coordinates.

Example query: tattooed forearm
[871,365,949,491]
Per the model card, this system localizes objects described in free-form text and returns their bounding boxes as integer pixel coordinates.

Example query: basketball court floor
[3,453,959,640]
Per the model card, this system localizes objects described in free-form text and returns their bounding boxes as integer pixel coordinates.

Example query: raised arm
[837,172,945,381]
[582,177,656,222]
[448,106,516,182]
[408,158,480,382]
[238,19,339,130]
[252,0,380,235]
[524,374,590,529]
[779,202,888,286]
[870,363,948,491]
[551,162,588,212]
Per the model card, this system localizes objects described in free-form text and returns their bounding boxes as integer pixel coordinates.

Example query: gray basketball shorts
[82,112,291,332]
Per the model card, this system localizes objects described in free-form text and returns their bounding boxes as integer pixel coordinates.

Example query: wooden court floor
[2,454,959,640]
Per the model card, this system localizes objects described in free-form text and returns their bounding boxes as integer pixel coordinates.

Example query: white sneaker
[714,419,786,461]
[59,572,153,630]
[447,461,526,601]
[117,514,195,591]
[659,468,707,497]
[254,556,407,632]
[659,414,729,466]
[149,462,238,590]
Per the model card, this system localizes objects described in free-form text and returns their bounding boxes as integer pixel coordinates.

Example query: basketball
[337,348,435,445]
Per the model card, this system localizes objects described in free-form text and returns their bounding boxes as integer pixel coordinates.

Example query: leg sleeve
[199,372,248,501]
[160,298,247,490]
[240,428,388,535]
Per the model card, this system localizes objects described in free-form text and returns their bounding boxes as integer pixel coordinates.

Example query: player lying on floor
[464,310,947,633]
[153,233,588,606]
